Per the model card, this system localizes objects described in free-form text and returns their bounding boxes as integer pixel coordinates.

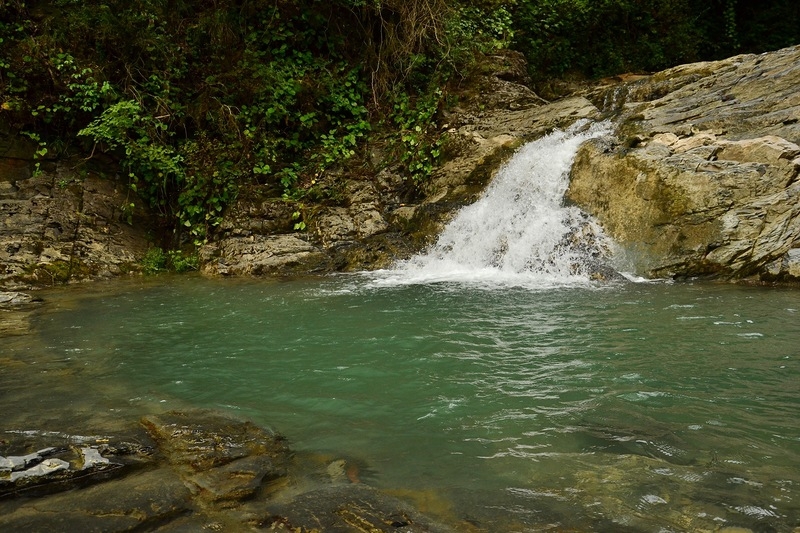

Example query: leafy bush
[3,0,797,257]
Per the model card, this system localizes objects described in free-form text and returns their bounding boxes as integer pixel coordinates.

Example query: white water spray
[373,121,616,288]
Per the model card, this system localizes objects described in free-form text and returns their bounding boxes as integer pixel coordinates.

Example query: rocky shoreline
[1,408,462,532]
[0,290,468,532]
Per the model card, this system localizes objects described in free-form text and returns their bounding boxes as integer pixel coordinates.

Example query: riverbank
[4,46,800,289]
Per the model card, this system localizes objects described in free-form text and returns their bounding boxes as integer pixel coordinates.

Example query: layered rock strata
[569,45,800,281]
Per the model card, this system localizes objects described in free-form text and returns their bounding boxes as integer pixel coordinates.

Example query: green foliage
[391,89,444,184]
[291,209,307,232]
[451,1,516,54]
[140,247,167,274]
[141,247,198,274]
[167,249,199,273]
[20,131,48,176]
[511,0,700,77]
[3,0,798,256]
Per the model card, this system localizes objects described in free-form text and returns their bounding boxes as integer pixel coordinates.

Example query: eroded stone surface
[0,408,474,531]
[0,155,154,289]
[569,44,800,281]
[263,484,457,533]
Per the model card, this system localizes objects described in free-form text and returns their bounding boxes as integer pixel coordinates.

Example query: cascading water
[374,120,617,287]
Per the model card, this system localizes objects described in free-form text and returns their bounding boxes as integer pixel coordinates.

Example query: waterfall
[373,120,617,288]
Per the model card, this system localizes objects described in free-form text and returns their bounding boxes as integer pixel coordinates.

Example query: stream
[2,124,799,531]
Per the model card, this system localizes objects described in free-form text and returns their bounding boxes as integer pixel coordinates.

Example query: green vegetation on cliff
[1,0,797,249]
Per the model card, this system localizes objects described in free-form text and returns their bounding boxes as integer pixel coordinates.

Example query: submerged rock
[569,44,800,281]
[263,484,458,533]
[1,409,468,532]
[141,409,292,508]
[0,468,192,532]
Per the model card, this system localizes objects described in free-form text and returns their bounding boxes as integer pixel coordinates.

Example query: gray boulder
[568,44,800,280]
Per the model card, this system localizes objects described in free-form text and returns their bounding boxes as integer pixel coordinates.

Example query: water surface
[4,275,798,531]
[3,125,799,531]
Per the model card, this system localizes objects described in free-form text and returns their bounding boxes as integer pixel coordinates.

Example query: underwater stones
[141,409,291,510]
[141,409,290,471]
[188,454,280,505]
[0,408,474,532]
[0,468,192,532]
[263,484,457,533]
[0,292,41,335]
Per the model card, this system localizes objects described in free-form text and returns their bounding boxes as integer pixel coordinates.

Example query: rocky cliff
[568,44,800,281]
[0,124,154,290]
[4,45,800,287]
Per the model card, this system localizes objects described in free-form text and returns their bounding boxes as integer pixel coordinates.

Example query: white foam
[371,121,617,289]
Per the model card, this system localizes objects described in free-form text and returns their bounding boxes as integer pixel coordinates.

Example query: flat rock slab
[0,437,154,498]
[142,409,291,509]
[141,409,290,471]
[0,468,192,532]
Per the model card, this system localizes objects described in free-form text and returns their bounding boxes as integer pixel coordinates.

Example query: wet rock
[0,468,192,533]
[0,447,58,473]
[189,454,280,505]
[0,291,41,307]
[8,458,70,482]
[141,409,291,510]
[141,410,290,471]
[0,429,155,498]
[569,44,800,281]
[0,409,466,532]
[199,234,331,276]
[79,446,111,470]
[264,484,457,533]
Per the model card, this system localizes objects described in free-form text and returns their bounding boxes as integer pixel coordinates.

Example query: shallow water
[4,275,799,531]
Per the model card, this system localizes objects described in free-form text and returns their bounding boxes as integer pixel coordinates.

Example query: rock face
[568,45,800,280]
[0,125,154,289]
[7,46,800,283]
